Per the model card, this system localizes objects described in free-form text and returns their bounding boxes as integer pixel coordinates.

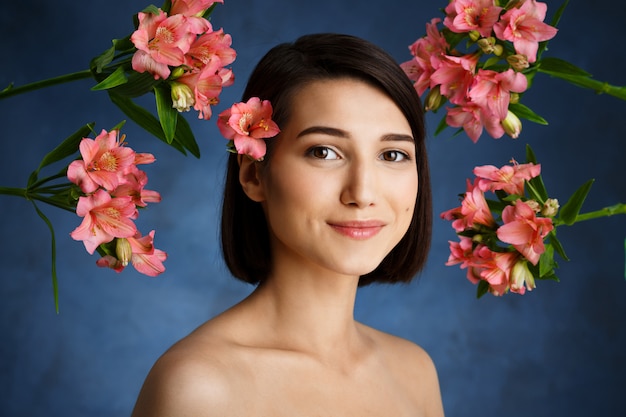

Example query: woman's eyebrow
[297,126,414,143]
[381,133,415,143]
[296,126,349,139]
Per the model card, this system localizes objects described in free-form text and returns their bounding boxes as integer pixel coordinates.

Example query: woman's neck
[242,268,364,362]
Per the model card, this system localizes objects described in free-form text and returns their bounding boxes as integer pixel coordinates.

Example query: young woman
[131,33,444,417]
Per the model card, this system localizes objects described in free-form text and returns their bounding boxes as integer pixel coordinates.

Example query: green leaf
[91,65,128,91]
[548,230,569,261]
[31,201,60,313]
[174,114,200,158]
[509,102,548,125]
[109,71,161,98]
[90,36,135,74]
[154,85,177,143]
[558,179,595,225]
[539,57,592,78]
[539,243,555,277]
[108,92,187,155]
[28,123,95,187]
[476,280,490,299]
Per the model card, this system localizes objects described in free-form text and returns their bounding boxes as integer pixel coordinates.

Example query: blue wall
[1,1,625,416]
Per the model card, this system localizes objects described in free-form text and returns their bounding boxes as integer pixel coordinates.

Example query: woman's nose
[339,159,377,208]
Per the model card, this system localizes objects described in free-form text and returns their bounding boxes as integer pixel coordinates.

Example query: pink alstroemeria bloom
[446,236,476,268]
[67,129,135,194]
[70,190,138,254]
[443,0,503,38]
[493,0,558,63]
[430,54,479,106]
[497,200,554,265]
[170,0,223,17]
[401,18,449,96]
[112,165,162,208]
[473,245,519,295]
[217,97,281,160]
[474,160,541,195]
[175,58,225,119]
[441,178,496,231]
[96,231,167,277]
[446,102,505,142]
[131,11,200,79]
[186,28,236,70]
[469,68,528,121]
[460,178,496,228]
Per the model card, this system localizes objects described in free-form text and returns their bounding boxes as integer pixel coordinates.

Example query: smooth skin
[131,78,444,417]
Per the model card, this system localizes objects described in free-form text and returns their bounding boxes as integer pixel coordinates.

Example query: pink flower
[170,0,223,16]
[70,190,138,254]
[174,58,225,119]
[469,68,528,121]
[186,28,236,69]
[497,200,554,265]
[446,236,475,268]
[67,129,135,194]
[440,178,495,230]
[461,178,496,228]
[130,11,200,79]
[401,18,449,96]
[474,160,541,195]
[96,231,167,277]
[474,247,518,295]
[493,0,558,63]
[430,54,479,106]
[111,165,162,208]
[445,103,486,143]
[443,0,503,38]
[217,97,280,160]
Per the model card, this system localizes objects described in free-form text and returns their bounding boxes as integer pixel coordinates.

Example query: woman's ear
[238,154,266,202]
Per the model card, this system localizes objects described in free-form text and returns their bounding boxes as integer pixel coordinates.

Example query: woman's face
[253,78,418,279]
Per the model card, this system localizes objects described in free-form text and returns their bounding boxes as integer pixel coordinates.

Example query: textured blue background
[1,1,625,416]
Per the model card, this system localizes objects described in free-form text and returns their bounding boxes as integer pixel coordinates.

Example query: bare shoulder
[130,324,242,417]
[360,324,445,417]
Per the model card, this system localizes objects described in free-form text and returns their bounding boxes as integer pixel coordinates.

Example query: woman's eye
[380,150,409,162]
[308,146,339,160]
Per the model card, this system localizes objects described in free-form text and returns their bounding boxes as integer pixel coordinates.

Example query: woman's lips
[328,221,385,240]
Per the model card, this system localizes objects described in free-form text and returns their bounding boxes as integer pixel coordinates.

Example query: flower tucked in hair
[217,97,280,161]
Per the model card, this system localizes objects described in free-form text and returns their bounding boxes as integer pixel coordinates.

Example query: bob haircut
[221,33,432,286]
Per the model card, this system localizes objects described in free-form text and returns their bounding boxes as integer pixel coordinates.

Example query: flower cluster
[68,129,166,277]
[441,155,561,296]
[217,97,281,161]
[401,0,558,142]
[130,0,236,120]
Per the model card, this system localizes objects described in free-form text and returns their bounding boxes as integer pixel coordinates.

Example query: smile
[328,221,385,240]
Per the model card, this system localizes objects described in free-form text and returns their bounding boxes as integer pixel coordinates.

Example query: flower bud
[493,44,504,56]
[509,92,520,104]
[468,30,481,42]
[510,259,536,294]
[525,199,541,212]
[425,85,445,111]
[477,37,496,54]
[170,66,186,80]
[507,54,529,71]
[116,238,132,267]
[541,198,560,218]
[502,110,522,139]
[170,82,195,112]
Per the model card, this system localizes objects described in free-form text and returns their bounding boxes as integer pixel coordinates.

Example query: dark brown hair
[221,33,431,286]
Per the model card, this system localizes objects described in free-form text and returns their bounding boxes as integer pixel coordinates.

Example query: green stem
[0,70,93,100]
[0,186,75,213]
[572,203,626,223]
